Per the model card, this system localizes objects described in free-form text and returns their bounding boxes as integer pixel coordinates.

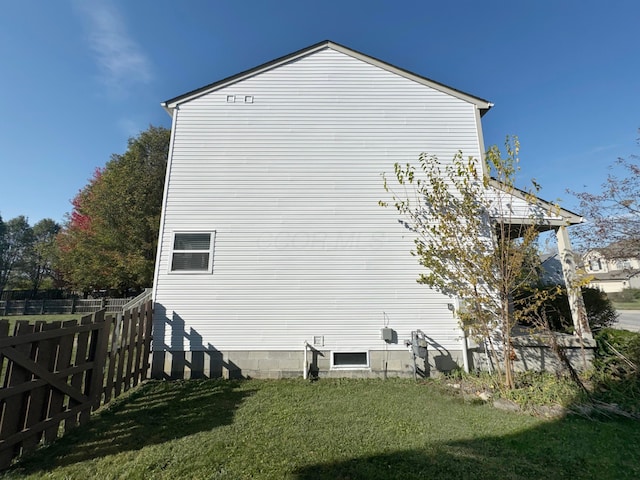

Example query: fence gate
[0,300,153,469]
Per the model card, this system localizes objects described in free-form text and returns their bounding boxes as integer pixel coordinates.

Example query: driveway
[615,310,640,332]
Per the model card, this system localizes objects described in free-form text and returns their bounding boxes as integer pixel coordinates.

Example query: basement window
[170,232,215,273]
[332,352,369,369]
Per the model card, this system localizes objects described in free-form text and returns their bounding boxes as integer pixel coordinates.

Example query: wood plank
[0,321,36,468]
[21,322,59,452]
[103,313,122,404]
[114,311,130,397]
[140,301,153,381]
[68,315,92,431]
[0,320,10,387]
[0,323,99,349]
[0,402,89,451]
[0,363,94,402]
[124,307,138,392]
[43,320,76,443]
[1,340,87,403]
[132,307,144,387]
[87,311,109,410]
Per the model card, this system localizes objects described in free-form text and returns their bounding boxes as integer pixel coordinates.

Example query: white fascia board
[488,179,584,226]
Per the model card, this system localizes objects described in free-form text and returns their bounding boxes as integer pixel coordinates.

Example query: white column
[556,225,592,339]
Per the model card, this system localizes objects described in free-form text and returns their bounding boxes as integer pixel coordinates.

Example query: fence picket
[21,322,58,453]
[124,307,138,392]
[132,307,144,387]
[67,315,92,431]
[140,303,153,381]
[43,321,75,443]
[0,322,36,466]
[114,310,130,397]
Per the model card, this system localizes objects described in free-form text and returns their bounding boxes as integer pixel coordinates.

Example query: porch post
[556,225,592,339]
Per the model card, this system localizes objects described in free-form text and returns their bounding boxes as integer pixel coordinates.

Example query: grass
[4,378,640,480]
[613,301,640,310]
[609,288,640,310]
[0,314,84,331]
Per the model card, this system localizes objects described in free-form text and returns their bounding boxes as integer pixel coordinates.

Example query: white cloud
[117,117,144,138]
[74,0,152,93]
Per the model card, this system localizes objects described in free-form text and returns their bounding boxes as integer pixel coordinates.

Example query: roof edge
[488,178,584,226]
[162,40,493,112]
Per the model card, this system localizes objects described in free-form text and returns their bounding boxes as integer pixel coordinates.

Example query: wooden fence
[0,298,131,316]
[0,300,153,468]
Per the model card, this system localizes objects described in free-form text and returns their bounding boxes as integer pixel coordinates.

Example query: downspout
[303,341,309,380]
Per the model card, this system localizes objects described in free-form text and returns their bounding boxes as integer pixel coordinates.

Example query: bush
[517,286,618,333]
[591,328,640,414]
[595,328,640,379]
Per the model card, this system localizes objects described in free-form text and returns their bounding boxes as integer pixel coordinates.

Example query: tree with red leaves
[57,126,170,294]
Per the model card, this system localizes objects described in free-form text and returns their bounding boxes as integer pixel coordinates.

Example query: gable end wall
[153,48,484,377]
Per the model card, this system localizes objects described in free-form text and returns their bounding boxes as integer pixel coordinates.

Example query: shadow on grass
[292,414,640,480]
[10,379,253,474]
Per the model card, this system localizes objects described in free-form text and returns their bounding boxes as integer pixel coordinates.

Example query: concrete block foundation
[151,348,468,380]
[151,334,595,380]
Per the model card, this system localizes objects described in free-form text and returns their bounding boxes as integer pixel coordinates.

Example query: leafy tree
[20,219,61,295]
[0,215,34,295]
[57,125,170,294]
[381,137,566,389]
[572,132,640,257]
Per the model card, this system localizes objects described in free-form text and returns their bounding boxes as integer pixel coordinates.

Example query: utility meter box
[380,327,395,343]
[412,338,428,358]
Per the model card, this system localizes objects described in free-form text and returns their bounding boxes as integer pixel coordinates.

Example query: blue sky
[1,0,638,225]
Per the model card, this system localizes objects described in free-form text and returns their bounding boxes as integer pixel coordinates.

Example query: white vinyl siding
[153,47,482,353]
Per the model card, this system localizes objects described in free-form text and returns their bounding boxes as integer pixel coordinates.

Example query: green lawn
[4,378,640,480]
[0,314,84,331]
[614,301,640,310]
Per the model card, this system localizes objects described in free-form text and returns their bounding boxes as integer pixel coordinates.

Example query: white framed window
[331,351,369,369]
[170,232,215,273]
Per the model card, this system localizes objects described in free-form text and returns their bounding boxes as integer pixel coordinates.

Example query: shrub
[517,286,618,333]
[594,328,640,379]
[591,328,640,414]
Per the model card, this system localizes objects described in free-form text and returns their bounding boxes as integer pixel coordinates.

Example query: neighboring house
[583,249,640,293]
[151,41,586,379]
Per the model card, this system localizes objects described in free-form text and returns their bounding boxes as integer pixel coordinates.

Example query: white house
[583,249,640,293]
[151,41,587,379]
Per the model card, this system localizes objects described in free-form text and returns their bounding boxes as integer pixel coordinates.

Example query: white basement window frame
[331,351,370,369]
[169,231,215,273]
